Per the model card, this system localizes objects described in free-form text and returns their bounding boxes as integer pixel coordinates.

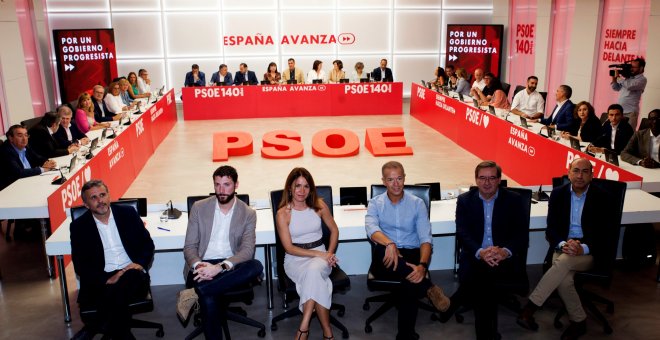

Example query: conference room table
[181,82,404,120]
[46,188,660,322]
[0,91,177,278]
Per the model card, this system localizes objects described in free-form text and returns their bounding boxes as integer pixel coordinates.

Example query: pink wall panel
[507,0,538,99]
[544,0,575,118]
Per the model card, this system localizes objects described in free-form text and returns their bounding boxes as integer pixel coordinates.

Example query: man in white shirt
[137,68,152,95]
[183,165,263,339]
[471,68,486,91]
[511,76,545,119]
[70,180,154,340]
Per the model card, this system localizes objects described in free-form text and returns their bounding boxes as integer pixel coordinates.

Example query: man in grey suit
[621,109,660,168]
[183,165,263,339]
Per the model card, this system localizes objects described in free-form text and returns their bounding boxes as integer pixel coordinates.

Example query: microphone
[123,115,131,126]
[51,167,67,185]
[532,185,549,201]
[165,200,182,219]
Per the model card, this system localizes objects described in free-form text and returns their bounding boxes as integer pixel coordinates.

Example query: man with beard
[511,76,545,119]
[182,165,263,339]
[70,180,154,339]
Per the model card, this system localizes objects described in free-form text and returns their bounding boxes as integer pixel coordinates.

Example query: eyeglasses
[477,176,498,182]
[384,176,404,183]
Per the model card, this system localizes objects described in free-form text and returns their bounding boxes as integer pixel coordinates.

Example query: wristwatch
[220,262,230,271]
[419,262,429,271]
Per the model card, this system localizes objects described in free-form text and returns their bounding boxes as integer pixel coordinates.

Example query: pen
[157,227,170,232]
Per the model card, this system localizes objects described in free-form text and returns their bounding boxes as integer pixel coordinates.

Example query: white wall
[44,0,494,99]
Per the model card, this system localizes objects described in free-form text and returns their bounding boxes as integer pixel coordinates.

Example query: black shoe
[561,320,586,340]
[71,327,93,340]
[516,302,539,331]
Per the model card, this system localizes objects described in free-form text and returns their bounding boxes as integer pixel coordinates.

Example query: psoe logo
[466,107,489,128]
[416,87,425,100]
[338,33,355,45]
[135,119,144,137]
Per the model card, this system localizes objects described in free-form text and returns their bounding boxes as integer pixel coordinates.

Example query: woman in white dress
[306,60,326,84]
[276,167,339,340]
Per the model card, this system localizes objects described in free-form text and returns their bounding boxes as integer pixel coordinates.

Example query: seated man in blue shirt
[0,124,57,190]
[365,161,450,340]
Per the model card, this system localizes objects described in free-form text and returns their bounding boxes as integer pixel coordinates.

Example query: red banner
[410,84,643,186]
[53,29,118,104]
[47,89,177,233]
[445,25,504,78]
[182,83,403,120]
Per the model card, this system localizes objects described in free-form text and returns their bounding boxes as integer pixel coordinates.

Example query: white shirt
[472,79,486,91]
[137,77,151,94]
[93,211,132,272]
[104,93,125,114]
[306,70,326,84]
[350,70,366,83]
[511,89,545,117]
[203,199,236,262]
[651,130,660,162]
[552,99,567,121]
[610,123,619,149]
[64,125,73,141]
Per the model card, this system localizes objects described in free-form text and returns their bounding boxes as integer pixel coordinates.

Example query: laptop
[101,128,107,140]
[339,78,349,84]
[89,137,99,151]
[520,117,529,128]
[458,93,464,102]
[360,78,369,83]
[157,85,165,96]
[488,105,496,115]
[312,79,323,84]
[260,80,269,85]
[569,136,582,151]
[604,149,620,166]
[218,81,227,86]
[242,81,250,86]
[472,98,480,108]
[442,87,449,96]
[421,80,427,88]
[287,79,297,84]
[68,155,78,172]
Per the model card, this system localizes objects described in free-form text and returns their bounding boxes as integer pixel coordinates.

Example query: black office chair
[184,195,266,339]
[512,85,526,98]
[70,199,165,339]
[638,118,649,130]
[269,186,351,338]
[453,187,532,323]
[118,197,148,216]
[599,112,609,124]
[540,92,548,111]
[501,82,511,98]
[20,116,43,131]
[339,186,368,206]
[550,178,626,335]
[416,182,441,201]
[363,185,437,334]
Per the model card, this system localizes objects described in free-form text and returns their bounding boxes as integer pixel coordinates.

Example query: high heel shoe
[323,336,335,340]
[296,329,309,340]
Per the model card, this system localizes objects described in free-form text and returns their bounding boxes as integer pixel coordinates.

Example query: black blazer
[455,188,529,287]
[545,183,614,272]
[233,71,258,85]
[371,67,393,81]
[93,99,114,122]
[70,205,154,305]
[0,141,47,190]
[28,124,69,158]
[593,120,634,154]
[568,115,602,143]
[53,123,87,147]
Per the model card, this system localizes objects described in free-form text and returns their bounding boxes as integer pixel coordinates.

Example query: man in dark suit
[518,158,615,340]
[184,63,206,87]
[28,111,79,158]
[233,63,258,85]
[209,64,233,85]
[92,85,121,122]
[70,180,154,340]
[540,85,574,131]
[588,104,634,155]
[0,124,57,190]
[182,165,263,339]
[621,109,660,168]
[446,161,528,340]
[53,105,89,147]
[372,58,393,82]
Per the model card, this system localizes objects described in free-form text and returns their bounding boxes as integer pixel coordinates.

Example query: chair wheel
[270,323,278,331]
[554,320,563,329]
[455,314,464,323]
[606,304,614,314]
[258,328,266,337]
[155,328,164,338]
[362,302,370,311]
[365,324,372,333]
[342,330,349,338]
[604,325,613,334]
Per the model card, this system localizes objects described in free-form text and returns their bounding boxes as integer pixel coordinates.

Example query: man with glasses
[611,58,647,130]
[28,110,79,158]
[443,161,528,339]
[92,85,122,122]
[518,158,614,340]
[365,161,450,340]
[0,124,57,190]
[137,68,152,95]
[54,105,89,147]
[621,109,660,168]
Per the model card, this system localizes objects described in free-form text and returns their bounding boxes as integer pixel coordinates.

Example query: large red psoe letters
[212,127,413,161]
